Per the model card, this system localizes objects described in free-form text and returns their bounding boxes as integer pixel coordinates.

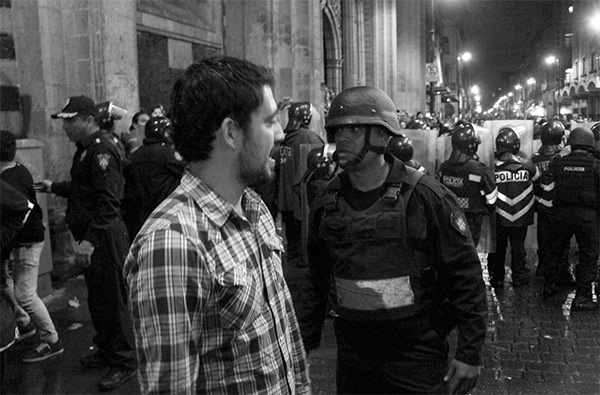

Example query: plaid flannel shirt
[124,171,311,394]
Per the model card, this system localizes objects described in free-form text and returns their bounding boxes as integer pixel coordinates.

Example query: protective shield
[400,129,438,175]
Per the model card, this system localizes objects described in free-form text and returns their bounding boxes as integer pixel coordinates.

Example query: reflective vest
[532,151,560,213]
[439,158,497,214]
[494,157,538,227]
[552,153,598,209]
[318,166,438,321]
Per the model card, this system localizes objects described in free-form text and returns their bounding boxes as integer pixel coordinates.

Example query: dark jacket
[299,157,488,366]
[52,131,124,245]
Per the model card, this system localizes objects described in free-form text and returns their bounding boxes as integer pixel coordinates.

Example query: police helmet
[496,127,520,154]
[451,122,480,156]
[284,102,312,133]
[145,116,173,141]
[405,119,426,130]
[306,144,336,179]
[387,135,414,162]
[567,127,595,150]
[591,122,600,142]
[540,120,565,145]
[325,86,402,142]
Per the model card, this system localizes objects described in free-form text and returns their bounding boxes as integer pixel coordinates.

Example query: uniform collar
[77,130,103,149]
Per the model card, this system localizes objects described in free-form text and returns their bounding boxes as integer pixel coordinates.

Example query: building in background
[0,0,431,272]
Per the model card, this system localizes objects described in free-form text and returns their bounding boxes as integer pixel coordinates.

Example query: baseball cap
[51,96,96,119]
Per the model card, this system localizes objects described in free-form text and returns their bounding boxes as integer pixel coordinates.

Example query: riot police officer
[298,86,487,394]
[40,96,136,391]
[126,116,185,239]
[438,122,497,246]
[592,122,600,158]
[532,120,570,280]
[487,128,540,288]
[387,134,428,173]
[542,127,599,310]
[278,102,324,264]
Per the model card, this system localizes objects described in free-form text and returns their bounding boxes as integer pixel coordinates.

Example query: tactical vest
[439,159,487,214]
[553,154,598,209]
[318,167,438,321]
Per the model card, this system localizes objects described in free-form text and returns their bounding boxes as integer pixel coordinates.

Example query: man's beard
[237,140,274,188]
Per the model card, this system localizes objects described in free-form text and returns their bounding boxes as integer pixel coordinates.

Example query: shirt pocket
[215,261,265,331]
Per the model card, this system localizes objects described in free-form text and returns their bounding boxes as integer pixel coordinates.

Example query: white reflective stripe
[541,181,555,192]
[496,198,535,222]
[484,187,498,205]
[534,196,553,207]
[468,174,481,182]
[497,184,533,205]
[335,276,414,310]
[532,167,541,182]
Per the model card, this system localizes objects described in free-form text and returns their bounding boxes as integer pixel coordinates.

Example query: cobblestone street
[2,252,599,394]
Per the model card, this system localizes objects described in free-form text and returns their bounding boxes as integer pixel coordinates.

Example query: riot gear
[325,86,402,140]
[567,127,595,150]
[496,128,520,154]
[405,119,426,130]
[306,143,337,179]
[145,116,173,143]
[326,86,401,169]
[387,135,414,162]
[592,122,600,141]
[540,120,565,146]
[451,123,480,156]
[284,102,312,133]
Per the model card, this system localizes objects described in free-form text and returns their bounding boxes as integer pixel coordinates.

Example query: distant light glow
[527,77,536,85]
[546,55,557,65]
[568,6,573,14]
[507,92,514,97]
[461,52,472,62]
[474,94,481,102]
[591,12,600,32]
[515,84,522,90]
[471,85,480,95]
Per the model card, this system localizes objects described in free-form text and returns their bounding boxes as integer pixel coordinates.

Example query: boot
[571,286,599,312]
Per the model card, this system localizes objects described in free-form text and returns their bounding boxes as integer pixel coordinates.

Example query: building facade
[0,0,428,271]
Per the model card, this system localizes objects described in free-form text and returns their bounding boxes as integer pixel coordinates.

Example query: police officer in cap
[542,127,599,310]
[439,122,497,247]
[39,96,136,391]
[298,86,487,394]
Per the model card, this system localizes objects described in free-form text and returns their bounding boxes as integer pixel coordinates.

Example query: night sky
[449,0,556,109]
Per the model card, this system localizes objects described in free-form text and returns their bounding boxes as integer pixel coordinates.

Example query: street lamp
[456,51,472,117]
[526,77,536,107]
[545,55,559,116]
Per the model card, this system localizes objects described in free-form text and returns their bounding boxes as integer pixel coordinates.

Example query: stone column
[342,0,359,88]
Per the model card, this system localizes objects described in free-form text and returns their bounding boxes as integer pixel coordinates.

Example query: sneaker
[16,322,36,343]
[22,340,64,363]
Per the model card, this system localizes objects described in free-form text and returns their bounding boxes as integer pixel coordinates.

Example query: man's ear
[219,117,240,150]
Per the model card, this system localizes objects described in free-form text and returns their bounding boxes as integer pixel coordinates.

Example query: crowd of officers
[1,75,598,394]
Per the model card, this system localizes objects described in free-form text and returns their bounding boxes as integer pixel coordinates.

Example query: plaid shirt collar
[180,170,261,229]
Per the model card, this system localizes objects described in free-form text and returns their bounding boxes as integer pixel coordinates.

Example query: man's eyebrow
[266,108,279,121]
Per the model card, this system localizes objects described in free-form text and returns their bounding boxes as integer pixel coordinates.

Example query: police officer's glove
[74,240,95,268]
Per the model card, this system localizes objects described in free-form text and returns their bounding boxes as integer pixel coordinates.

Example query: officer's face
[135,114,150,133]
[333,125,373,169]
[237,85,284,187]
[62,115,94,143]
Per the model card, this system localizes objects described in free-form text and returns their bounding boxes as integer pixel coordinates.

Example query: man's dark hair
[170,56,274,162]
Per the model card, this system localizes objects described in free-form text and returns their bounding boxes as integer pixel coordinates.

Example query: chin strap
[334,127,388,169]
